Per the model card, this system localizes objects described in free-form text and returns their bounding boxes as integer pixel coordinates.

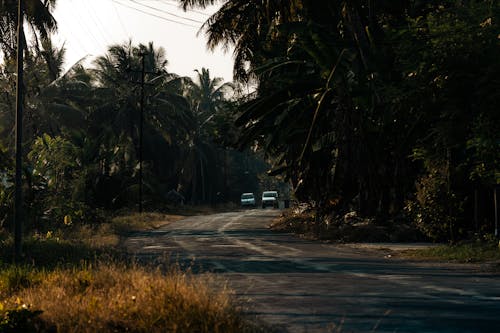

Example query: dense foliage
[0,1,498,243]
[0,3,267,234]
[180,0,500,241]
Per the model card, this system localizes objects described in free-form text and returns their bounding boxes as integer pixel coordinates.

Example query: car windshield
[263,192,277,198]
[241,194,254,199]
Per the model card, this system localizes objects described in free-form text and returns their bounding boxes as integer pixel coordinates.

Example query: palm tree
[0,35,88,152]
[189,67,233,115]
[91,41,194,208]
[0,0,58,58]
[182,0,306,81]
[182,67,234,203]
[177,1,353,193]
[177,0,407,216]
[23,39,89,140]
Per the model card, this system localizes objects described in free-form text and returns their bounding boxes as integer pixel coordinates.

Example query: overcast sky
[51,0,234,82]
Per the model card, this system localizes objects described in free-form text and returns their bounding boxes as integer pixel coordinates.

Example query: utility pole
[138,52,145,213]
[128,52,156,213]
[14,0,24,262]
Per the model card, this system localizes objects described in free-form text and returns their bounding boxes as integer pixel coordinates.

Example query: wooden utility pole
[128,52,154,213]
[138,52,145,213]
[14,0,24,262]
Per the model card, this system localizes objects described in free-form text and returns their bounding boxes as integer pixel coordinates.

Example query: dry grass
[2,263,260,333]
[110,212,186,235]
[1,210,269,332]
[1,210,271,332]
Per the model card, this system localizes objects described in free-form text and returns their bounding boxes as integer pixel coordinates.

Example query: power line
[111,0,131,39]
[112,0,200,28]
[132,0,211,16]
[165,0,212,17]
[67,0,108,51]
[87,3,117,45]
[54,13,91,56]
[129,0,205,24]
[85,10,113,47]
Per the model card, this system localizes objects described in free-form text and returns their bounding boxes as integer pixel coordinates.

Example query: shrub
[405,162,464,242]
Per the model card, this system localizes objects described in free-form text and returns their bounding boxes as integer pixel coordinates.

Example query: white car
[261,191,278,208]
[240,193,256,207]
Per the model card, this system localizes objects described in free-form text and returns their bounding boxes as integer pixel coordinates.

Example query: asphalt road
[123,209,500,333]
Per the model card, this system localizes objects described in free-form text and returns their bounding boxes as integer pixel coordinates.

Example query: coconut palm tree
[178,1,360,198]
[188,67,233,115]
[91,41,194,208]
[182,67,234,204]
[0,0,59,159]
[179,0,301,81]
[177,0,409,216]
[0,0,58,58]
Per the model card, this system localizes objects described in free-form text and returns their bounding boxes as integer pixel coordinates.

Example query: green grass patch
[401,240,500,263]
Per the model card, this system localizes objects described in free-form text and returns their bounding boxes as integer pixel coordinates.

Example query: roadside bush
[405,162,464,242]
[26,134,97,231]
[273,207,424,242]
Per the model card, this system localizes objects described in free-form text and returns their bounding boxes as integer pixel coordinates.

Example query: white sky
[51,0,234,82]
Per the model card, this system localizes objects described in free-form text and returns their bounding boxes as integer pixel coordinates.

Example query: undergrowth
[271,208,424,242]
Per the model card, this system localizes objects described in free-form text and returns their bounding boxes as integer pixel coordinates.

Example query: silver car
[240,192,256,207]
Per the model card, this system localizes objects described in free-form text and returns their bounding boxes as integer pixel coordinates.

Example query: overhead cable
[129,0,205,24]
[112,0,200,28]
